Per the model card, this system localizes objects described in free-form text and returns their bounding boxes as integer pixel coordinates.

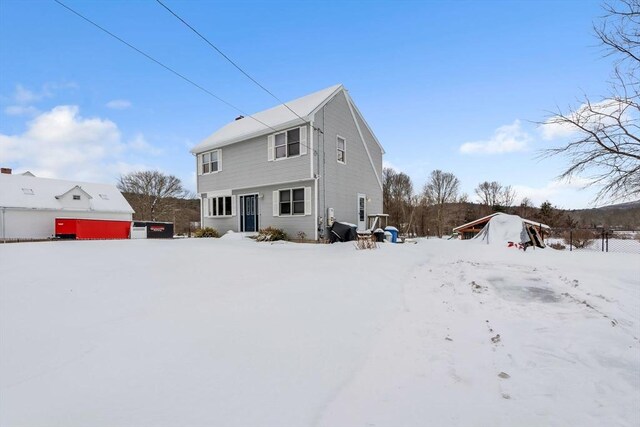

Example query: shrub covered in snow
[194,227,220,238]
[256,226,287,242]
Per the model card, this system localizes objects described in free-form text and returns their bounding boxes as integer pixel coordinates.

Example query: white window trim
[273,127,302,161]
[205,195,235,218]
[275,187,311,217]
[337,135,346,165]
[268,126,307,162]
[200,149,221,175]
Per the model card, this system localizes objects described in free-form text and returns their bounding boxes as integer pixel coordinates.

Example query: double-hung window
[268,126,307,161]
[279,188,305,215]
[207,196,232,217]
[201,150,220,174]
[337,136,346,164]
[273,127,301,159]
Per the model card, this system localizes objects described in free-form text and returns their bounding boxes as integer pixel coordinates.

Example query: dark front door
[242,195,258,232]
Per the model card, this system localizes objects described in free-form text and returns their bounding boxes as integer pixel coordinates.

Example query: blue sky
[0,0,616,208]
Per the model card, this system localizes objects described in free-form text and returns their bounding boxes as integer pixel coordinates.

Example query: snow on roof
[453,212,549,232]
[472,213,532,245]
[191,84,344,153]
[0,174,134,213]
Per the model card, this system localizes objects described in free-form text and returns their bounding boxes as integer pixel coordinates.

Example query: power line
[154,0,311,127]
[53,0,278,133]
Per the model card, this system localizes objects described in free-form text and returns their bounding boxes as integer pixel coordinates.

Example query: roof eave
[190,116,311,154]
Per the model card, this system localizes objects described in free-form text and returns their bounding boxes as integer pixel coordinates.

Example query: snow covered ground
[1,236,638,426]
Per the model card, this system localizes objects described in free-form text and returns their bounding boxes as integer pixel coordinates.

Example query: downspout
[194,153,203,229]
[310,120,318,242]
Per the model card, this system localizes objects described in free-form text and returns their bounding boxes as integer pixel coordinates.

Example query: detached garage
[0,170,134,241]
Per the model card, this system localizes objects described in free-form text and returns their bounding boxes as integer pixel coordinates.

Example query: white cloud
[0,105,159,183]
[4,105,39,116]
[106,99,132,110]
[460,120,531,154]
[128,133,163,156]
[3,82,78,117]
[540,98,633,141]
[512,178,596,208]
[14,84,44,104]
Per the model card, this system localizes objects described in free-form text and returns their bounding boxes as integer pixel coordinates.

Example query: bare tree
[475,181,502,206]
[475,181,517,211]
[423,170,460,237]
[519,197,533,218]
[542,0,640,203]
[383,167,414,233]
[117,170,189,221]
[501,185,517,208]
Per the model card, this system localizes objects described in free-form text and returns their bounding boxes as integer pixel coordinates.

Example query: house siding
[201,180,316,238]
[196,124,311,192]
[313,91,383,237]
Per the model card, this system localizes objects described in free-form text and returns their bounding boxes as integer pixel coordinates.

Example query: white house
[0,170,134,241]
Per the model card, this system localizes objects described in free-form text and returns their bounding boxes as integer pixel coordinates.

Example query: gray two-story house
[191,84,384,241]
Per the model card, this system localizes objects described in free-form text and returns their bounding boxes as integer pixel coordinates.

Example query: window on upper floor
[73,195,81,200]
[274,128,301,159]
[337,136,346,164]
[269,126,307,161]
[201,150,221,174]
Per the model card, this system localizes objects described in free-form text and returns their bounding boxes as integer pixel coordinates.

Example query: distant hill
[566,200,640,229]
[589,200,640,210]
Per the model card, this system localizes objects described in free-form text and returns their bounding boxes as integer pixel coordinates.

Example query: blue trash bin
[385,226,398,243]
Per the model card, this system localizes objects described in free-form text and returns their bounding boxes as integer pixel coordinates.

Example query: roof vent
[235,115,244,121]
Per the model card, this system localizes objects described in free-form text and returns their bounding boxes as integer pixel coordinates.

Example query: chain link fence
[546,228,640,254]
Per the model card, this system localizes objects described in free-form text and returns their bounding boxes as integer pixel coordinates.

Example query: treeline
[383,168,640,236]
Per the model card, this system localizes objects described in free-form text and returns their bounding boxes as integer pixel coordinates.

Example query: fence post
[601,230,605,252]
[570,229,573,251]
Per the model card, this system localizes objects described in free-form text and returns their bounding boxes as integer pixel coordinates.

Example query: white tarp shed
[472,213,549,248]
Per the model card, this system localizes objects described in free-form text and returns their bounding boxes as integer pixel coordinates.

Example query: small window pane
[337,138,345,150]
[337,150,345,163]
[275,133,286,146]
[211,198,217,216]
[73,195,81,200]
[279,190,290,202]
[288,141,300,156]
[287,128,300,143]
[292,188,304,202]
[293,201,305,214]
[211,151,218,162]
[225,196,232,215]
[280,201,291,215]
[211,161,219,172]
[276,145,286,159]
[203,163,210,174]
[203,153,210,163]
